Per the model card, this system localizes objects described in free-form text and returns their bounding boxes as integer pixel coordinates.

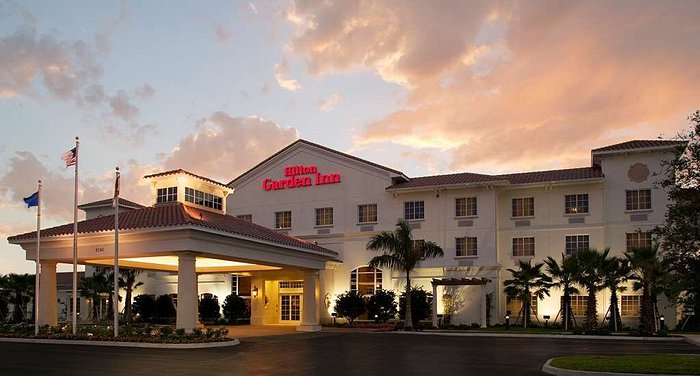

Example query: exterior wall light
[252,286,259,298]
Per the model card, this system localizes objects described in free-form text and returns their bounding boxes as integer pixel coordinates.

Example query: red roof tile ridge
[143,169,230,188]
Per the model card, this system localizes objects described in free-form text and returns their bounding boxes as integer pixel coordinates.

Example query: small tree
[119,268,143,323]
[334,291,366,324]
[575,248,609,331]
[626,244,669,333]
[601,256,631,331]
[132,294,156,322]
[155,294,177,321]
[199,295,221,321]
[545,254,579,330]
[504,260,552,328]
[367,290,397,323]
[399,287,431,327]
[222,294,249,323]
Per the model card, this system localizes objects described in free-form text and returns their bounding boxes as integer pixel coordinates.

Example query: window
[315,207,334,226]
[411,239,425,250]
[566,295,589,316]
[626,189,651,211]
[626,232,652,251]
[237,214,252,222]
[456,237,478,257]
[184,187,223,210]
[565,194,589,214]
[156,186,177,203]
[506,296,538,316]
[621,295,641,317]
[512,237,535,257]
[404,201,425,220]
[565,235,589,255]
[275,211,292,229]
[512,197,535,217]
[231,274,239,295]
[350,267,382,296]
[358,204,377,224]
[279,281,304,289]
[455,197,478,217]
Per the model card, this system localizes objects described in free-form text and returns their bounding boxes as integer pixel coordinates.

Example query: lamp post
[660,315,665,331]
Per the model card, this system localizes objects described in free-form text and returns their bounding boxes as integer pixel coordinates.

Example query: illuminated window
[315,207,334,226]
[626,232,652,252]
[184,187,223,210]
[404,201,425,220]
[565,194,589,214]
[621,295,641,317]
[231,274,239,295]
[350,266,383,296]
[455,197,477,217]
[156,186,177,203]
[512,197,535,217]
[626,189,651,211]
[275,211,292,229]
[506,296,538,316]
[565,235,589,255]
[358,204,377,224]
[563,295,589,316]
[237,214,252,222]
[279,281,304,289]
[512,237,535,257]
[456,237,478,257]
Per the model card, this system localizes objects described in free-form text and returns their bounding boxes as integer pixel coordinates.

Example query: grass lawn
[550,354,700,375]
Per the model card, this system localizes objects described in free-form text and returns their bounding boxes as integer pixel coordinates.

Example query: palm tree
[545,254,579,330]
[504,260,553,328]
[0,274,11,322]
[2,274,35,323]
[626,244,668,333]
[574,247,609,331]
[601,256,631,331]
[367,219,444,330]
[119,268,143,323]
[79,272,110,320]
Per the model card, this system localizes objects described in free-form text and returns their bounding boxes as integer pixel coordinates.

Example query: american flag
[62,147,77,168]
[113,170,120,207]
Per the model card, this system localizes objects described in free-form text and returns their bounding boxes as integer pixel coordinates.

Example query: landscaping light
[543,315,550,327]
[252,286,259,298]
[660,315,665,330]
[505,314,510,330]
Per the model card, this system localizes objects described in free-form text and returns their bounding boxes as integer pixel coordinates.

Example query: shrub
[334,291,366,324]
[367,290,397,323]
[222,294,249,323]
[159,325,173,337]
[199,295,221,321]
[132,294,156,322]
[399,287,431,326]
[155,295,176,320]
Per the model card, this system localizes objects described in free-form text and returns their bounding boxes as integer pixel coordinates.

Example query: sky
[1,0,699,274]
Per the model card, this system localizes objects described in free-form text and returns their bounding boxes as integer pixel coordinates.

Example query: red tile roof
[592,140,687,153]
[499,167,603,185]
[8,203,337,257]
[387,172,505,190]
[78,197,145,210]
[143,169,231,189]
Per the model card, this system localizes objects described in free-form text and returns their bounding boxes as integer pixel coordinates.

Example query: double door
[280,294,301,322]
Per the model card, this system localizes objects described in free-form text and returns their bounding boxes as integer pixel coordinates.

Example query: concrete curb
[541,358,695,376]
[682,335,700,347]
[387,330,685,342]
[0,337,240,349]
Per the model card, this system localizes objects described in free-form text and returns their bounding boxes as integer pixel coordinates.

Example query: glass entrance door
[280,294,301,321]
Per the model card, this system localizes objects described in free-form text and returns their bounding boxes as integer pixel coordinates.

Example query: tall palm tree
[79,272,110,320]
[119,268,143,323]
[2,274,35,323]
[601,256,631,331]
[504,260,553,328]
[626,244,668,333]
[545,254,579,330]
[367,219,444,330]
[574,247,609,331]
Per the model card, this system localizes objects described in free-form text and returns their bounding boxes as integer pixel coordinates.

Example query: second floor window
[275,211,292,229]
[358,204,377,224]
[404,201,425,220]
[237,214,252,222]
[456,237,478,257]
[455,197,477,217]
[315,207,334,226]
[565,194,589,214]
[626,189,651,211]
[565,235,589,255]
[512,197,535,217]
[512,237,535,257]
[157,186,177,203]
[626,231,652,251]
[184,187,223,210]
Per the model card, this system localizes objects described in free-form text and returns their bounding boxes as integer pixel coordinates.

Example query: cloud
[215,26,233,42]
[274,58,301,92]
[109,91,140,122]
[134,83,155,100]
[162,112,299,182]
[102,123,157,146]
[318,93,342,112]
[285,1,700,172]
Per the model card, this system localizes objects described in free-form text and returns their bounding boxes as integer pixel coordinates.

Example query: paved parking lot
[0,332,697,376]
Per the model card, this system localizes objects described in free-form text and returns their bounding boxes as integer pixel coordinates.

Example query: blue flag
[23,191,39,208]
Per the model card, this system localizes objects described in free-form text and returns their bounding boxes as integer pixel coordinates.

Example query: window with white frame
[455,197,477,217]
[565,194,589,214]
[156,186,177,203]
[626,189,651,211]
[275,211,292,229]
[626,231,652,251]
[565,235,589,255]
[184,187,223,210]
[315,207,333,226]
[567,295,589,316]
[621,295,641,317]
[506,296,538,316]
[350,266,382,296]
[512,197,535,217]
[456,236,478,257]
[512,237,535,257]
[237,214,252,222]
[404,201,425,220]
[358,204,377,224]
[231,274,239,295]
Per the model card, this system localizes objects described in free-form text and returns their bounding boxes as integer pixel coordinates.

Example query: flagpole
[113,166,119,337]
[34,180,42,336]
[72,137,79,334]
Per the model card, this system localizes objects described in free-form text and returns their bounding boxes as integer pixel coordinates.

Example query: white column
[38,260,57,326]
[176,253,198,331]
[480,285,487,328]
[297,270,321,332]
[431,283,438,328]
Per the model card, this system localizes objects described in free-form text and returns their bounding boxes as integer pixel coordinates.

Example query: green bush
[334,291,366,324]
[155,295,176,320]
[132,294,156,322]
[367,290,397,323]
[198,295,221,321]
[399,287,431,326]
[222,294,249,323]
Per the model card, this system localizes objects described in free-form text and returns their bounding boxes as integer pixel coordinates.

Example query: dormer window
[157,187,178,203]
[185,187,223,210]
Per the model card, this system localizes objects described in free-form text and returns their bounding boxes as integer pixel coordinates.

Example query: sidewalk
[388,329,688,342]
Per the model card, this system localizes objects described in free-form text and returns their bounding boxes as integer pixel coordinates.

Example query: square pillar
[176,253,198,331]
[480,285,487,328]
[38,260,58,326]
[431,283,438,328]
[249,275,265,325]
[297,270,321,332]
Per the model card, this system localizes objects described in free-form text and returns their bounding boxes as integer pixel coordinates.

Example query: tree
[367,289,398,323]
[2,274,35,323]
[574,248,609,331]
[222,294,249,323]
[601,256,632,331]
[132,294,156,322]
[504,260,552,328]
[545,254,579,330]
[626,244,669,333]
[334,290,366,324]
[654,111,700,329]
[79,272,110,321]
[367,219,444,330]
[398,287,431,326]
[155,294,177,321]
[199,295,221,321]
[0,274,9,322]
[119,268,143,323]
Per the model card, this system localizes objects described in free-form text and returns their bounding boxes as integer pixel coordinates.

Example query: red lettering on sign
[264,165,340,191]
